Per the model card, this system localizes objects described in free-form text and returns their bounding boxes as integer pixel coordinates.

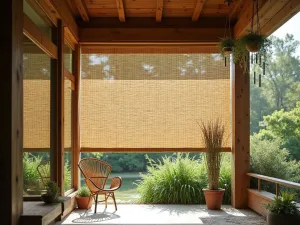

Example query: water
[80,172,142,203]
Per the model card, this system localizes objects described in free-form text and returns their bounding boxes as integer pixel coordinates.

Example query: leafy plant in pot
[41,181,60,203]
[219,37,235,55]
[240,32,268,53]
[198,119,225,210]
[76,186,92,209]
[265,192,300,225]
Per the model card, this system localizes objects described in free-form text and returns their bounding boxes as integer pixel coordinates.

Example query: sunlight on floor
[56,204,265,225]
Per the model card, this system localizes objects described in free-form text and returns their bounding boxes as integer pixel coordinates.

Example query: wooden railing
[248,173,300,197]
[247,173,300,216]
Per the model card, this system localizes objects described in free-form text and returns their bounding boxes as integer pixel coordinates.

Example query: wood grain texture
[156,0,163,22]
[79,27,225,43]
[0,0,23,224]
[192,0,206,21]
[248,173,300,189]
[248,189,273,216]
[231,62,250,209]
[116,0,126,22]
[75,0,90,21]
[23,13,57,59]
[234,0,291,38]
[72,45,81,190]
[80,148,232,153]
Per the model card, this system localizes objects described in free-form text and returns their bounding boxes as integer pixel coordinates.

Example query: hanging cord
[256,0,261,34]
[251,0,255,33]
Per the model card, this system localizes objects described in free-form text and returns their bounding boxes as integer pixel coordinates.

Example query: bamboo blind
[80,49,231,150]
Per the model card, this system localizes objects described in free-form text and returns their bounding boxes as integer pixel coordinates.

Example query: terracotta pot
[267,212,300,225]
[203,189,225,210]
[245,42,261,53]
[76,196,93,209]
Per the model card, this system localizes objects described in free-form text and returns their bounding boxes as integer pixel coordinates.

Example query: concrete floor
[56,204,266,225]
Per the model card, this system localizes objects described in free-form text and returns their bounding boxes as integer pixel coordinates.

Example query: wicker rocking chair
[78,158,122,213]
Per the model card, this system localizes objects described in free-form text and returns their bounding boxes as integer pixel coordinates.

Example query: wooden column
[0,0,23,224]
[231,62,250,208]
[72,44,81,190]
[51,20,65,195]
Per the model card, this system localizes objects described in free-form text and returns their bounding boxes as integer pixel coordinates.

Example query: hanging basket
[245,41,262,53]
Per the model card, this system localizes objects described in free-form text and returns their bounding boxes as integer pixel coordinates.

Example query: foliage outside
[265,192,299,215]
[137,153,231,204]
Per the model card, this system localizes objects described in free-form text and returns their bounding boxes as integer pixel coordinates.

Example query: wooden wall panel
[0,0,23,224]
[248,189,273,216]
[231,62,250,208]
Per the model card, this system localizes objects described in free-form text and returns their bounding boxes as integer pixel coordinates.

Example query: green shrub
[137,153,232,204]
[265,192,299,215]
[23,153,43,192]
[77,186,90,197]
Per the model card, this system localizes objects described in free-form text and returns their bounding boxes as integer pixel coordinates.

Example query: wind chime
[248,0,268,87]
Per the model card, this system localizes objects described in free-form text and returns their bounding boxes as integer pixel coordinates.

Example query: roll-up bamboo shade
[81,49,231,150]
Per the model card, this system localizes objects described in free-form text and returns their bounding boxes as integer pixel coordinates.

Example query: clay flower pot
[76,196,93,209]
[41,193,58,203]
[267,212,300,225]
[245,42,261,53]
[203,189,225,210]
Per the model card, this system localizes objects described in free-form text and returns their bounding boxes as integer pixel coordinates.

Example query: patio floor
[56,204,266,225]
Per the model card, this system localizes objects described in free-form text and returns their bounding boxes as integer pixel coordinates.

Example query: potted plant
[240,32,268,53]
[76,186,92,209]
[41,181,60,203]
[199,119,225,210]
[265,192,300,225]
[219,37,235,55]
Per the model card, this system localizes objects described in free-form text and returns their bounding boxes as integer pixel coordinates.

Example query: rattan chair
[78,158,122,213]
[37,160,51,187]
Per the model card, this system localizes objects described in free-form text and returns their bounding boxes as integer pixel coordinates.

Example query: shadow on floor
[72,210,120,224]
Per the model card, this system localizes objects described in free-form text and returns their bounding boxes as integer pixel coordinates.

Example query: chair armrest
[106,176,122,191]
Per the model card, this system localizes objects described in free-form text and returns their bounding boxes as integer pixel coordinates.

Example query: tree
[257,102,300,160]
[250,34,300,133]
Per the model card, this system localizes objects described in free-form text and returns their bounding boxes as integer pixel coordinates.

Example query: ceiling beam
[50,0,79,40]
[229,0,244,19]
[79,27,225,43]
[116,0,126,22]
[156,0,163,22]
[192,0,206,22]
[75,0,90,22]
[234,0,293,38]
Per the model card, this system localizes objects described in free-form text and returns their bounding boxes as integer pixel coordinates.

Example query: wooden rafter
[74,0,89,22]
[234,0,293,38]
[116,0,126,22]
[156,0,163,22]
[229,0,244,19]
[192,0,206,22]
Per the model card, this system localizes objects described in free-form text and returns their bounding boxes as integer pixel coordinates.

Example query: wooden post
[0,0,23,224]
[231,62,250,208]
[72,44,81,189]
[51,20,65,195]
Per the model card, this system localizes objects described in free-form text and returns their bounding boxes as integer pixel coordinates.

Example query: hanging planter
[219,37,235,54]
[241,32,266,53]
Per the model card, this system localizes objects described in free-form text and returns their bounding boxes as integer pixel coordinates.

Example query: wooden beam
[0,0,23,224]
[229,0,244,19]
[156,0,163,22]
[64,27,78,51]
[116,0,126,22]
[81,44,219,54]
[79,27,226,43]
[72,45,81,190]
[260,0,300,35]
[51,20,65,195]
[74,0,89,22]
[64,68,75,83]
[234,0,293,38]
[23,13,57,59]
[80,148,232,153]
[50,0,79,40]
[231,61,250,209]
[192,0,206,22]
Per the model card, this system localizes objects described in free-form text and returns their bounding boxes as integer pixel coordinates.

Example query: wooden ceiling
[65,0,247,23]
